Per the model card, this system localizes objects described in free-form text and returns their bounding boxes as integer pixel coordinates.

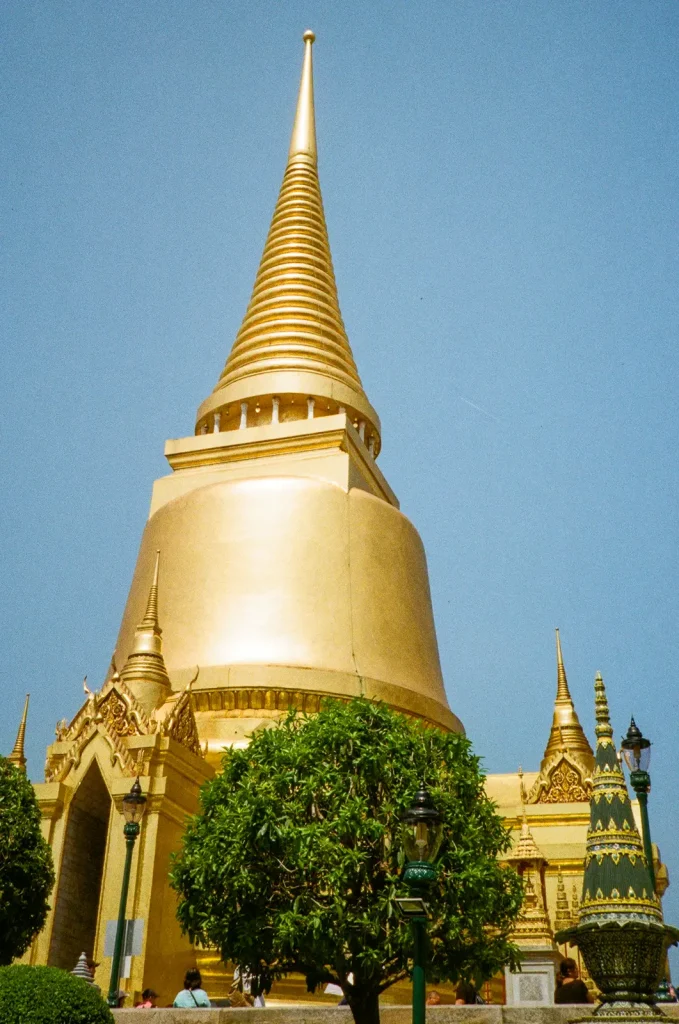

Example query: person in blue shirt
[173,968,211,1008]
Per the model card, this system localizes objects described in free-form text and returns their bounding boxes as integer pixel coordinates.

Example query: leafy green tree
[171,698,522,1024]
[0,757,55,965]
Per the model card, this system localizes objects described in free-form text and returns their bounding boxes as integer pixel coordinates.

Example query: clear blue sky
[2,0,678,970]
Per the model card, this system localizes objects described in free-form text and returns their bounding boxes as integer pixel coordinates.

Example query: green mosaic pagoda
[556,673,678,1020]
[581,673,659,922]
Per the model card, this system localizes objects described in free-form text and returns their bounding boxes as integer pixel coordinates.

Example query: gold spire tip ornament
[139,550,161,633]
[289,28,317,161]
[555,627,571,701]
[119,550,170,714]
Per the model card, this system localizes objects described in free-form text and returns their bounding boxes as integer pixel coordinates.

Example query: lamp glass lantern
[402,786,443,865]
[122,777,147,825]
[621,718,651,774]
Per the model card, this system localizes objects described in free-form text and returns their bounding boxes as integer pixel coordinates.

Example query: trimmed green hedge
[0,965,113,1024]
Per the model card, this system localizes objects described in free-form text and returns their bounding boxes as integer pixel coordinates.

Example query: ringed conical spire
[196,31,380,455]
[120,551,171,713]
[8,693,29,771]
[578,673,660,923]
[540,629,594,771]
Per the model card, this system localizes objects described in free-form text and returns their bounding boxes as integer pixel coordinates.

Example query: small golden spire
[120,551,170,713]
[555,627,570,701]
[518,765,528,829]
[196,31,380,453]
[139,549,161,632]
[508,767,544,861]
[8,694,29,771]
[289,31,316,160]
[540,629,594,772]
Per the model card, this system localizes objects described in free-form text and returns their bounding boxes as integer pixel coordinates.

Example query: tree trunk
[348,987,380,1024]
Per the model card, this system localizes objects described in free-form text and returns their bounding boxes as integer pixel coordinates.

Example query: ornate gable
[527,751,592,804]
[45,669,203,783]
[154,675,202,758]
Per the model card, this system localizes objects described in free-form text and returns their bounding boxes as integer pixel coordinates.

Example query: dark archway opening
[48,758,111,970]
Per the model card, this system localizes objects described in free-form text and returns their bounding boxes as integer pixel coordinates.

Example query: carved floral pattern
[44,674,203,784]
[528,755,592,804]
[166,701,201,756]
[97,690,142,737]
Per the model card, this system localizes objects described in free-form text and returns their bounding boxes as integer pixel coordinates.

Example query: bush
[0,965,113,1024]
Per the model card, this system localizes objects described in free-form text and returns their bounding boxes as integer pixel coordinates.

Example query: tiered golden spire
[507,772,554,946]
[119,551,171,714]
[540,629,594,770]
[196,31,380,453]
[8,694,29,771]
[508,767,547,863]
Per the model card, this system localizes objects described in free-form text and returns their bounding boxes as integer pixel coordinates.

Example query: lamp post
[394,786,443,1024]
[107,778,147,1007]
[620,718,655,893]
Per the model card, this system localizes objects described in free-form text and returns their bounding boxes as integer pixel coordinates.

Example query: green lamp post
[620,718,655,892]
[395,786,443,1024]
[107,778,147,1007]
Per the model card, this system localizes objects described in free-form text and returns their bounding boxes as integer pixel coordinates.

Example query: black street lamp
[107,778,147,1007]
[620,718,655,892]
[395,786,442,1024]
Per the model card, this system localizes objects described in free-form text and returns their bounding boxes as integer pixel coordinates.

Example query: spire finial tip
[303,29,315,44]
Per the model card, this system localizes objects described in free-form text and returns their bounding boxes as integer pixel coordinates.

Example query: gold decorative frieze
[192,687,325,717]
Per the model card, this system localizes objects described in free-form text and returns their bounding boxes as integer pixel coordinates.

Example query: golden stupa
[26,32,459,1003]
[114,29,460,755]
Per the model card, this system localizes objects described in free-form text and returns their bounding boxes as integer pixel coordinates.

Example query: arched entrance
[48,759,111,970]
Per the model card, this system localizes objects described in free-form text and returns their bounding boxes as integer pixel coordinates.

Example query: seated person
[173,968,211,1008]
[455,980,478,1004]
[554,958,591,1003]
[135,988,158,1008]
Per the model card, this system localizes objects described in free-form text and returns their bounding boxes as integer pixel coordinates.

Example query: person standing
[173,969,211,1007]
